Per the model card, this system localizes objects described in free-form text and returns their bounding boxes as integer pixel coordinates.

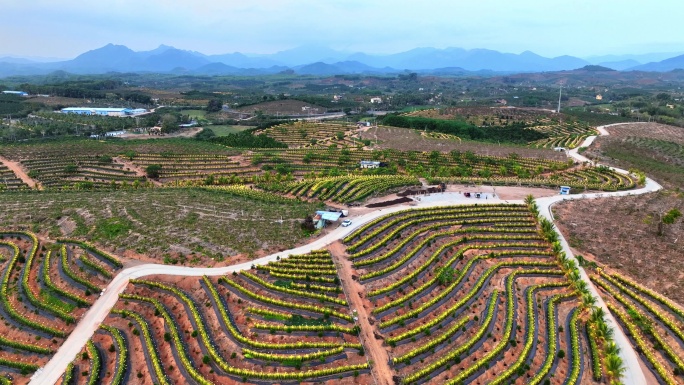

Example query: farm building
[360,160,382,169]
[370,97,383,104]
[2,90,28,96]
[314,210,343,229]
[61,107,147,116]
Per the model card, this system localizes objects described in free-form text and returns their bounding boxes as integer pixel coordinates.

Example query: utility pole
[557,86,562,114]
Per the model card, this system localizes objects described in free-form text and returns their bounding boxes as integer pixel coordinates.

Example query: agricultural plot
[359,126,567,160]
[432,165,637,192]
[20,155,145,189]
[591,269,684,384]
[130,153,260,183]
[406,107,597,149]
[0,139,240,189]
[0,188,320,263]
[253,147,636,193]
[340,203,614,384]
[251,147,572,177]
[71,250,371,384]
[256,122,362,148]
[0,164,27,190]
[0,232,121,384]
[259,175,420,204]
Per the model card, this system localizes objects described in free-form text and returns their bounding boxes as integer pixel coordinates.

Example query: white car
[341,219,352,227]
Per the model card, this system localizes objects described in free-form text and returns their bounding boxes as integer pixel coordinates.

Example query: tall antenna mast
[557,85,562,113]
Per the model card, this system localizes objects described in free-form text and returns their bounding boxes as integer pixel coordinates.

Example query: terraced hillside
[0,164,27,190]
[130,153,260,183]
[0,232,121,384]
[256,121,362,148]
[405,107,597,149]
[340,203,617,384]
[61,251,371,384]
[258,175,420,204]
[20,155,145,189]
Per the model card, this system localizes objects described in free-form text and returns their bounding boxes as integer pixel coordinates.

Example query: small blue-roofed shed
[314,211,342,229]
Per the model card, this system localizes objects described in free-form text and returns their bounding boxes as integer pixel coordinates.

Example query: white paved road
[31,123,657,385]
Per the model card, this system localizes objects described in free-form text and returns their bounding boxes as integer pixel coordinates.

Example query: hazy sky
[2,0,683,59]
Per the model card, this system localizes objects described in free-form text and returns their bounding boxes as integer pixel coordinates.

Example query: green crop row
[379,261,558,328]
[113,309,171,385]
[60,244,100,292]
[100,324,128,385]
[444,278,566,385]
[400,290,500,384]
[19,233,75,323]
[42,249,90,306]
[58,239,123,268]
[86,340,101,385]
[242,346,345,363]
[79,255,113,279]
[0,241,66,337]
[241,272,346,305]
[221,277,352,321]
[203,277,358,350]
[606,303,679,385]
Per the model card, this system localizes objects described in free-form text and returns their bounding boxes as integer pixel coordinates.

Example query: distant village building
[370,97,383,104]
[61,107,148,117]
[595,94,603,100]
[2,90,28,96]
[90,130,126,139]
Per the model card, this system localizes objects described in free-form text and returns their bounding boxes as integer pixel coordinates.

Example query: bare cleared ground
[554,190,684,306]
[360,125,566,160]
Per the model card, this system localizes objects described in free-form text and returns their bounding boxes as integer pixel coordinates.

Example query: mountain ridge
[1,44,683,77]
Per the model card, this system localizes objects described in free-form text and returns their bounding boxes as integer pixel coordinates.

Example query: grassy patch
[181,109,206,119]
[93,217,132,240]
[209,125,251,136]
[40,290,76,313]
[286,315,331,327]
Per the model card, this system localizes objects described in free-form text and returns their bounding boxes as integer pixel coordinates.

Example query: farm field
[359,125,568,160]
[588,267,684,385]
[0,162,28,190]
[585,123,684,189]
[0,232,122,384]
[554,190,684,309]
[256,121,362,148]
[62,251,372,385]
[208,125,251,136]
[0,188,320,263]
[339,202,614,384]
[181,109,207,119]
[404,107,598,149]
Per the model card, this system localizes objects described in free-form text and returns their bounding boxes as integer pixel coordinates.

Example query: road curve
[31,122,658,385]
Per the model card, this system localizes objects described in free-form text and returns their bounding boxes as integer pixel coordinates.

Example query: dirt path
[329,241,393,385]
[0,155,40,189]
[113,157,162,186]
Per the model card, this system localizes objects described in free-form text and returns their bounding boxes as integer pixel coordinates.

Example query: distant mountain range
[1,44,684,78]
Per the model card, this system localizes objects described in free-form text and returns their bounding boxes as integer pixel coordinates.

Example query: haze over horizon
[2,0,683,60]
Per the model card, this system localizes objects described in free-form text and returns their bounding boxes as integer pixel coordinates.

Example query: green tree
[207,99,223,113]
[145,164,162,179]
